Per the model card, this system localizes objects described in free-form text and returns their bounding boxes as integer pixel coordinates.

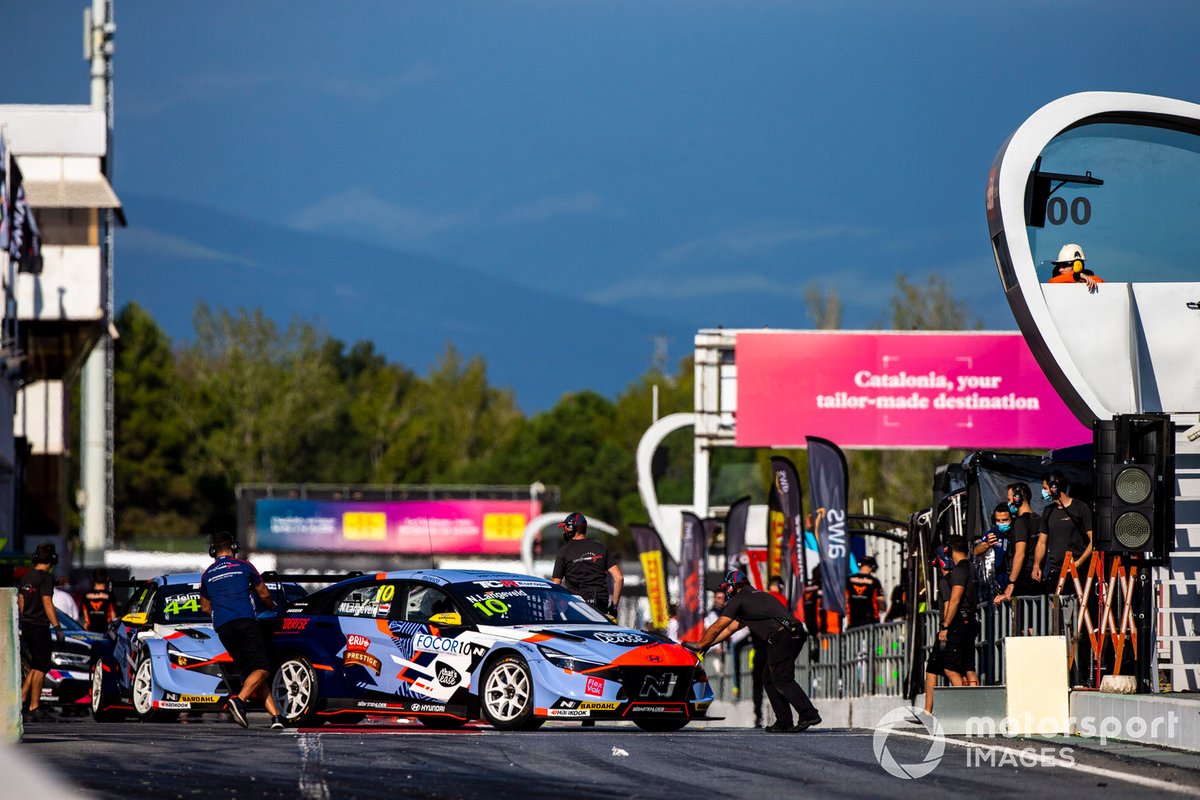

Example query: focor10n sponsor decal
[344,634,382,675]
[412,634,486,658]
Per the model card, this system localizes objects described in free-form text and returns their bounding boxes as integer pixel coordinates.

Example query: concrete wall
[0,588,21,743]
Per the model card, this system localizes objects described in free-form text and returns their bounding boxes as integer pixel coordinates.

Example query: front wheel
[131,657,177,723]
[90,661,126,723]
[480,655,543,731]
[272,655,320,727]
[634,719,689,732]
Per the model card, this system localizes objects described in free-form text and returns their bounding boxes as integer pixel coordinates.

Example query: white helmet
[1055,243,1085,264]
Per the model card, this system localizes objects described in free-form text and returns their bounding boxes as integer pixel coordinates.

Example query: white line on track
[880,728,1200,796]
[297,733,330,800]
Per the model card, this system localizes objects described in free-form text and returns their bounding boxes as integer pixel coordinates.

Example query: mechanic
[18,543,64,722]
[922,537,979,715]
[83,568,117,633]
[995,482,1043,603]
[845,555,885,628]
[1032,471,1093,592]
[551,512,623,618]
[686,569,821,733]
[200,533,284,730]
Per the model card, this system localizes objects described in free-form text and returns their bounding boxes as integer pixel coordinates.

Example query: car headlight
[51,652,90,668]
[167,645,223,676]
[537,646,606,673]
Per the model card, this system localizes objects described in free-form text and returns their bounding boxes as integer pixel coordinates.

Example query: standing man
[83,568,117,633]
[199,533,283,730]
[1032,471,1093,591]
[551,513,623,618]
[845,555,885,629]
[923,538,979,715]
[995,482,1043,603]
[18,543,64,722]
[686,569,821,733]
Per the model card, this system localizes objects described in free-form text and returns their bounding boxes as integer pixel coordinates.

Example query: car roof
[371,569,555,587]
[159,572,203,586]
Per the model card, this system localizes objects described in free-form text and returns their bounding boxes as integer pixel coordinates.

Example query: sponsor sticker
[281,617,310,631]
[356,700,394,710]
[579,701,621,711]
[436,665,461,687]
[473,579,547,589]
[413,679,439,694]
[155,701,190,710]
[585,676,605,697]
[592,631,654,646]
[409,703,447,713]
[413,634,467,655]
[547,709,589,718]
[179,694,221,704]
[628,704,686,715]
[344,634,382,674]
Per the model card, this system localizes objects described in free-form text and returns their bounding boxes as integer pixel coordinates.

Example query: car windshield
[448,580,610,626]
[155,584,209,625]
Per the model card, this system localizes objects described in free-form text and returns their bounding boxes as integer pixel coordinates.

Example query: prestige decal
[344,634,382,675]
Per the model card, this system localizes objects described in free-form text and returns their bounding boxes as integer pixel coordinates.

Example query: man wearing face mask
[972,504,1012,605]
[1033,471,1093,591]
[995,482,1043,603]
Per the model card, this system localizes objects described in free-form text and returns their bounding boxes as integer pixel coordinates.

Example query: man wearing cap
[686,570,821,732]
[551,512,623,617]
[845,555,885,629]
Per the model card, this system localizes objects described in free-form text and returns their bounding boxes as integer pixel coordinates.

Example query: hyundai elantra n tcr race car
[90,572,305,722]
[270,570,714,731]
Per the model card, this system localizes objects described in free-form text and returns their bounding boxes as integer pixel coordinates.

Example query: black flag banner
[678,511,707,641]
[807,436,850,616]
[770,456,806,609]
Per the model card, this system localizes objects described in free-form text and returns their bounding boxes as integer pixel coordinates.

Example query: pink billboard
[735,331,1089,449]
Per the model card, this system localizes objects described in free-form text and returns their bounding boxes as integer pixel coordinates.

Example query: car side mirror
[428,612,462,626]
[121,612,148,626]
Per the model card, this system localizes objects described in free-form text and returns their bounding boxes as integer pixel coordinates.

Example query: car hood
[482,624,699,666]
[156,624,221,655]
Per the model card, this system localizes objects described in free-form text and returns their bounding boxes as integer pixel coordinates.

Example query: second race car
[269,569,713,731]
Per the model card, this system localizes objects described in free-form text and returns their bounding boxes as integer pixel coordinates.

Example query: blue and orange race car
[270,569,713,731]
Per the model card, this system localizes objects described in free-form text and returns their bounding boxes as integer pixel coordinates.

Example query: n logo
[640,673,678,699]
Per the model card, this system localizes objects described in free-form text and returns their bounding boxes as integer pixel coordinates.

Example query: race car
[269,569,713,731]
[89,572,306,722]
[22,615,102,711]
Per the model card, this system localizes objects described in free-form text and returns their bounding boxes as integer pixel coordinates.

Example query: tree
[805,283,843,330]
[890,273,980,331]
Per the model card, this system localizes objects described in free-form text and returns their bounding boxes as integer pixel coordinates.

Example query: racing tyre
[272,655,320,727]
[417,715,469,730]
[89,661,126,723]
[480,654,543,731]
[131,656,178,723]
[633,719,689,733]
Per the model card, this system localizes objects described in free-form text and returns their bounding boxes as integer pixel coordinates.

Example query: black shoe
[25,707,50,723]
[754,716,763,728]
[788,715,822,732]
[270,715,286,730]
[764,720,794,733]
[227,697,249,729]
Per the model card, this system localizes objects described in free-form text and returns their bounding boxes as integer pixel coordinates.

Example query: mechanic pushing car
[685,569,822,733]
[551,512,623,618]
[199,533,284,730]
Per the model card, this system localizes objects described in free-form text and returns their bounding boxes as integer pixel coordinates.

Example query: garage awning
[23,176,126,225]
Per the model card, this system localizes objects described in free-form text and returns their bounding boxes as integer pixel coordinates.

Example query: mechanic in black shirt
[686,569,821,732]
[551,513,623,617]
[83,568,117,633]
[18,543,64,722]
[922,537,978,715]
[845,555,884,628]
[995,482,1043,603]
[1032,471,1093,592]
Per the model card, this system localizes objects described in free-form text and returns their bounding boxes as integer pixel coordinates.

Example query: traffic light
[1093,414,1174,557]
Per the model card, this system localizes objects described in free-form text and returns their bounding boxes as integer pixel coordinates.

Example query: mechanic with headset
[18,543,64,722]
[1032,471,1093,591]
[994,482,1043,603]
[83,568,118,633]
[922,539,979,716]
[551,512,623,618]
[200,532,285,730]
[845,555,885,628]
[1047,243,1103,292]
[685,569,821,733]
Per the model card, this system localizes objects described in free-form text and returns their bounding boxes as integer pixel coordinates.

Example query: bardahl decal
[579,701,621,711]
[179,694,221,704]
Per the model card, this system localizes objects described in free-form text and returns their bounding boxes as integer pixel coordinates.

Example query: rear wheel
[131,657,177,723]
[272,655,320,727]
[634,719,689,732]
[480,655,543,731]
[89,661,126,723]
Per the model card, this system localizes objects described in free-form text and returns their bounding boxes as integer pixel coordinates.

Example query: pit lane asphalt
[20,716,1200,800]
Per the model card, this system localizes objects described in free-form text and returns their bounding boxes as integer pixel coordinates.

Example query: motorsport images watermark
[873,707,1183,779]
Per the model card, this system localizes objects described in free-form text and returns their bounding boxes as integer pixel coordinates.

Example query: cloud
[314,65,436,103]
[660,221,877,264]
[289,187,471,241]
[121,227,259,269]
[587,273,812,304]
[497,192,607,224]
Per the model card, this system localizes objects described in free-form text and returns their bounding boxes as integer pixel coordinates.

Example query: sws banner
[677,511,707,642]
[631,525,670,631]
[807,436,849,616]
[771,456,806,609]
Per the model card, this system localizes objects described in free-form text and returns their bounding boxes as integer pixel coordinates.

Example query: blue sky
[9,1,1200,399]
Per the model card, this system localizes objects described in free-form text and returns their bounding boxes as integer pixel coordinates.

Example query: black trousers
[749,634,767,721]
[764,629,818,726]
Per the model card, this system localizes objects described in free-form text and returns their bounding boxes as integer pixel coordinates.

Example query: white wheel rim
[484,662,530,723]
[273,660,312,721]
[133,661,153,715]
[91,664,103,713]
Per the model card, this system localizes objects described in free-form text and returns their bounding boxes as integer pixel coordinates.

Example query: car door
[396,582,475,703]
[112,582,155,692]
[332,579,404,696]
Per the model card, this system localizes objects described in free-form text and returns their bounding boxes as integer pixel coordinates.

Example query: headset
[33,542,58,566]
[1009,483,1026,507]
[208,533,240,558]
[1046,472,1066,500]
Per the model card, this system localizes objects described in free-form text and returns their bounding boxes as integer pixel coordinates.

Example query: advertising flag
[767,486,784,583]
[678,511,707,641]
[723,495,752,573]
[807,436,850,616]
[631,524,670,631]
[770,456,806,607]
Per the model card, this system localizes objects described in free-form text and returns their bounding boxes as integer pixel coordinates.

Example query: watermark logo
[873,707,945,780]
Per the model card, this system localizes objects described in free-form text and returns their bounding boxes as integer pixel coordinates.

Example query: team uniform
[18,569,55,673]
[1007,511,1043,596]
[200,556,271,675]
[845,573,883,628]
[925,560,978,677]
[83,587,115,633]
[720,587,818,728]
[552,538,614,613]
[1039,500,1092,588]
